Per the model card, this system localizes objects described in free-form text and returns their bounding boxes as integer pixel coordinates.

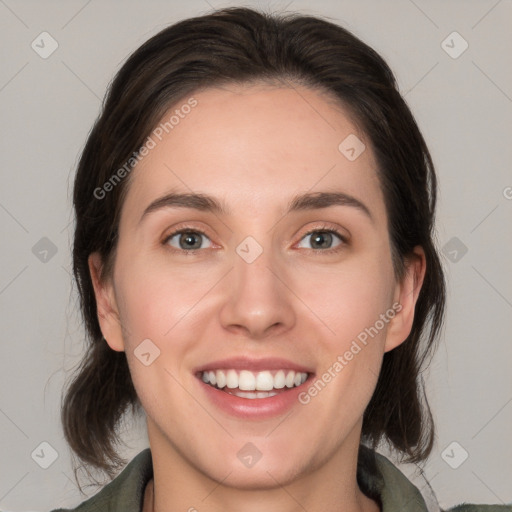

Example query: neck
[143,421,380,512]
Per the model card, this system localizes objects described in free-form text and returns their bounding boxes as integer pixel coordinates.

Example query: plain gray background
[0,0,511,510]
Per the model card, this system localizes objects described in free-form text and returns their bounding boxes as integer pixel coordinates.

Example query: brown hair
[63,6,446,494]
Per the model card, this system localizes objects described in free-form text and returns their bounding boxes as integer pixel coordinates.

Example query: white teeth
[200,369,308,391]
[255,371,274,391]
[238,370,256,390]
[227,390,279,399]
[216,370,226,388]
[274,370,285,389]
[226,369,238,389]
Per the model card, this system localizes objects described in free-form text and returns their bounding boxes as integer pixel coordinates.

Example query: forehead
[120,83,385,224]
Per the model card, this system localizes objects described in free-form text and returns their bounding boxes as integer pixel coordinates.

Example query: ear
[88,252,125,352]
[384,246,426,353]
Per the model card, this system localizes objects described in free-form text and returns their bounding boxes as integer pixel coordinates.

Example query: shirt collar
[372,450,432,511]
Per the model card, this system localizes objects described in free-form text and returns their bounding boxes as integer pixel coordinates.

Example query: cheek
[292,252,395,347]
[298,252,396,415]
[115,255,220,342]
[113,262,205,420]
[112,256,225,411]
[296,260,395,427]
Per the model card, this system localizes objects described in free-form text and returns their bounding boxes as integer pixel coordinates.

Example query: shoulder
[366,448,512,512]
[48,448,153,512]
[446,506,512,512]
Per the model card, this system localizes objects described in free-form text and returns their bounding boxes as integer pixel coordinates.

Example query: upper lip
[194,357,314,374]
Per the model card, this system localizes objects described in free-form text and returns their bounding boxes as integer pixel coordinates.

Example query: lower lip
[196,376,312,420]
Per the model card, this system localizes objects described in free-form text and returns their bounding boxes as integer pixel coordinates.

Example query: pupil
[180,232,201,249]
[312,232,331,249]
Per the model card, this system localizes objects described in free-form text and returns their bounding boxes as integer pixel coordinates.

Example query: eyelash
[162,224,348,255]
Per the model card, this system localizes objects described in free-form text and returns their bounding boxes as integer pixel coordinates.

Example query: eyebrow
[139,190,373,224]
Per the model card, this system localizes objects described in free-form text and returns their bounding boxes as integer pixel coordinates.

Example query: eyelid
[300,223,349,241]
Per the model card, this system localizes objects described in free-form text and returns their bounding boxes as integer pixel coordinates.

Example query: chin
[212,463,303,491]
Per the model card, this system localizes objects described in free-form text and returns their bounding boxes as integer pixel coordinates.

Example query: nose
[218,243,296,340]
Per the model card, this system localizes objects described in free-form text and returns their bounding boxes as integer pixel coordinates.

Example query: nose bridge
[234,235,276,290]
[219,234,295,337]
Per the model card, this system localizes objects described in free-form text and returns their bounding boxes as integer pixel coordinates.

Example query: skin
[89,83,425,512]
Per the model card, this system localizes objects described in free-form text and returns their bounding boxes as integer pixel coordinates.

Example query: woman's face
[90,83,423,488]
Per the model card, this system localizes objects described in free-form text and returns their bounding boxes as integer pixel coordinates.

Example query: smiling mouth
[198,369,310,399]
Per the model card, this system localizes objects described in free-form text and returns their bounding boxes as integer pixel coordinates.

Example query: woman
[51,6,510,512]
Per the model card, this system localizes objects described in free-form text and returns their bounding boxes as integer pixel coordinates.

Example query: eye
[162,226,346,253]
[164,229,213,251]
[296,229,345,251]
